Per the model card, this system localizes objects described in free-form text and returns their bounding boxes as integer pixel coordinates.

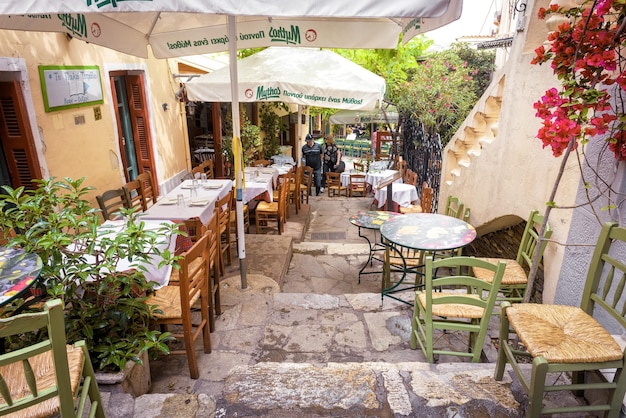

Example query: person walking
[302,134,323,196]
[322,134,342,189]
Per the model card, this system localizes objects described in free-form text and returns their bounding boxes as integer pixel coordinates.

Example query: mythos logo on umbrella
[256,86,281,101]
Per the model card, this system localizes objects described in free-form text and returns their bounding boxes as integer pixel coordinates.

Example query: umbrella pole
[297,104,303,164]
[228,15,247,289]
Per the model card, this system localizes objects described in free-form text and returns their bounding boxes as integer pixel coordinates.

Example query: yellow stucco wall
[0,29,188,207]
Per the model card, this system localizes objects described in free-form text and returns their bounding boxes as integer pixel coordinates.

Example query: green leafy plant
[259,102,287,159]
[0,177,181,371]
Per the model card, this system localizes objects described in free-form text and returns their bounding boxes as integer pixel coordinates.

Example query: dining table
[373,183,419,211]
[0,246,43,309]
[243,166,276,203]
[349,210,399,283]
[70,219,178,289]
[141,178,233,226]
[379,213,477,305]
[365,169,401,191]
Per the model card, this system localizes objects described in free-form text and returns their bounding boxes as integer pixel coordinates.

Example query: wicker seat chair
[495,221,626,417]
[299,166,313,205]
[144,231,212,379]
[0,299,105,418]
[471,209,552,305]
[123,178,145,212]
[256,182,287,234]
[326,172,347,197]
[349,173,367,197]
[411,256,506,363]
[444,195,464,220]
[215,189,233,276]
[136,171,157,209]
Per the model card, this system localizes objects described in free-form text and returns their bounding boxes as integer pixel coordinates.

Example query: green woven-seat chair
[471,209,551,305]
[495,221,626,417]
[410,256,506,363]
[0,299,106,418]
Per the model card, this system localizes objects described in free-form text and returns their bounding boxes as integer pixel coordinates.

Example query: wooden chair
[204,213,222,331]
[410,256,506,363]
[256,182,287,234]
[471,209,552,305]
[136,171,157,209]
[495,221,626,417]
[191,165,204,179]
[299,166,313,205]
[215,189,233,276]
[272,170,293,219]
[96,187,129,221]
[444,195,464,219]
[0,299,106,418]
[123,178,145,212]
[397,159,407,181]
[326,172,347,197]
[198,159,215,179]
[405,169,418,186]
[353,161,365,173]
[349,173,367,197]
[420,182,434,214]
[289,165,302,214]
[144,231,211,379]
[252,159,271,167]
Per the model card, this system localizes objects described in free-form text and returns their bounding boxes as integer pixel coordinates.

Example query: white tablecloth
[242,177,273,203]
[72,219,177,289]
[366,169,401,190]
[141,179,233,225]
[374,183,419,209]
[271,155,295,165]
[341,172,351,187]
[246,166,279,185]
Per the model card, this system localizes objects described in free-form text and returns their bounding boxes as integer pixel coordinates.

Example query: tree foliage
[332,40,495,147]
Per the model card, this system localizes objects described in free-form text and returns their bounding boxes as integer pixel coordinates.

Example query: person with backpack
[322,134,343,189]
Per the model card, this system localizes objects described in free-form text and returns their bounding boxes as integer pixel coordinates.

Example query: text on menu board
[38,65,104,112]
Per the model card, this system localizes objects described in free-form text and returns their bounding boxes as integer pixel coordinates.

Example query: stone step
[218,361,522,417]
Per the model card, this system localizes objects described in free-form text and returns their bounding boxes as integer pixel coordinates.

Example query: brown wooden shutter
[124,75,156,178]
[0,81,41,189]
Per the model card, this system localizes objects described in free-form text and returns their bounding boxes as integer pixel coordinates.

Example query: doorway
[109,72,157,185]
[0,81,41,190]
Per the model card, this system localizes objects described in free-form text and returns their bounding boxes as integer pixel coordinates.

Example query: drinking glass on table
[200,173,207,184]
[176,194,184,207]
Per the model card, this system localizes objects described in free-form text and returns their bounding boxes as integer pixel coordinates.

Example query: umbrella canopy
[330,107,399,125]
[0,1,462,58]
[185,47,385,111]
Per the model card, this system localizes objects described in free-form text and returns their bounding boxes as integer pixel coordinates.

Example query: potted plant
[0,177,181,376]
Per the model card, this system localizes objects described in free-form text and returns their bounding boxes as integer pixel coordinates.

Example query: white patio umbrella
[0,2,462,59]
[186,47,385,111]
[185,46,386,163]
[329,107,400,125]
[0,0,463,289]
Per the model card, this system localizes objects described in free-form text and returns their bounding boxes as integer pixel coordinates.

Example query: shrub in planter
[0,177,182,372]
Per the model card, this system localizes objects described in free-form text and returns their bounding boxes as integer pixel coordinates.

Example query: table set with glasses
[243,166,276,203]
[141,178,233,225]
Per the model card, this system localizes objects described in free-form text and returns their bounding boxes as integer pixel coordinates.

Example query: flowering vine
[532,0,626,160]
